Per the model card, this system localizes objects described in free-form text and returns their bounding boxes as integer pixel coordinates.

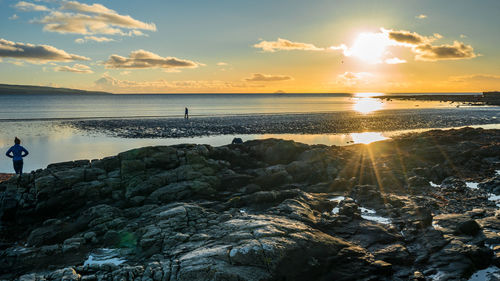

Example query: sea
[0,92,498,173]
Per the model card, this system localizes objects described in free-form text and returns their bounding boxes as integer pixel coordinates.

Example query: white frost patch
[330,196,345,214]
[465,182,479,189]
[487,193,500,207]
[239,209,247,214]
[329,196,345,202]
[468,266,500,281]
[429,181,440,188]
[359,207,391,224]
[496,170,500,176]
[83,248,125,267]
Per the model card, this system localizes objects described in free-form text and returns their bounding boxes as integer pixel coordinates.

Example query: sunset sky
[1,0,499,93]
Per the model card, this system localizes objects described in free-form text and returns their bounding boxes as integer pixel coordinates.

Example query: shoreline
[64,108,500,139]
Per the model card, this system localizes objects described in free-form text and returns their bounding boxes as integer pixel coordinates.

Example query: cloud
[127,30,147,37]
[386,29,433,45]
[460,34,467,39]
[104,49,201,69]
[385,57,407,64]
[9,14,19,20]
[330,28,477,64]
[336,72,373,86]
[19,0,156,36]
[244,73,292,82]
[54,63,93,73]
[449,74,500,83]
[60,1,115,14]
[14,1,49,12]
[414,41,477,61]
[416,14,427,19]
[0,38,90,62]
[254,38,324,52]
[9,61,25,66]
[94,74,260,92]
[75,36,114,43]
[217,62,228,66]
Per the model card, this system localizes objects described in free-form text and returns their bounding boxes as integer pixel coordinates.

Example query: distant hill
[0,84,111,95]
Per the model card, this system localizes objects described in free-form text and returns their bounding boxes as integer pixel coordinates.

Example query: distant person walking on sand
[184,107,189,119]
[5,137,29,177]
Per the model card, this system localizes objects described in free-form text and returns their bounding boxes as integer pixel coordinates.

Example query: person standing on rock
[184,107,189,119]
[5,137,29,177]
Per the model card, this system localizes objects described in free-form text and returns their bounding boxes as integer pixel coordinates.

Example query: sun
[345,32,392,64]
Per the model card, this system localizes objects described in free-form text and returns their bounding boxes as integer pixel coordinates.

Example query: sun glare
[350,132,388,144]
[353,97,384,114]
[345,32,392,64]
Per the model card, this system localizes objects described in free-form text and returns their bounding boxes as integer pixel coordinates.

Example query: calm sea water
[0,93,477,120]
[0,92,497,173]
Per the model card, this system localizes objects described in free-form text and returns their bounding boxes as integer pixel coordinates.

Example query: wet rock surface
[0,127,499,280]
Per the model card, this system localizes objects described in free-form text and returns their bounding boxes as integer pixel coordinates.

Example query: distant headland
[0,84,111,95]
[376,91,500,106]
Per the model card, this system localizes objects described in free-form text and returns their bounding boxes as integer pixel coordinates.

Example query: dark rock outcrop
[0,128,499,280]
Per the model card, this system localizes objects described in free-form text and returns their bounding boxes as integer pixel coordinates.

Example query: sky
[0,0,499,93]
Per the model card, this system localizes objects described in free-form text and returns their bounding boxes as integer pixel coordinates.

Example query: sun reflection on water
[353,98,385,114]
[350,132,388,144]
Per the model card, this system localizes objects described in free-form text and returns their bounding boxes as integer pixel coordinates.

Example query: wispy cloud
[416,14,427,19]
[17,0,156,36]
[75,36,114,44]
[244,73,292,82]
[335,72,375,87]
[104,49,201,69]
[54,63,93,73]
[94,74,260,92]
[0,38,90,63]
[254,38,324,52]
[9,14,19,20]
[385,57,406,64]
[14,1,49,12]
[217,62,228,66]
[449,74,500,83]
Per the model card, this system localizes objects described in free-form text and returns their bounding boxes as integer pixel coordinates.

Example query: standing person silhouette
[184,107,189,119]
[5,137,29,177]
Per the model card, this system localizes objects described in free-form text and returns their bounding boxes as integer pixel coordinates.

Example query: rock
[121,159,146,180]
[458,219,481,236]
[48,267,80,281]
[231,138,243,144]
[374,244,412,265]
[433,214,481,236]
[2,130,500,281]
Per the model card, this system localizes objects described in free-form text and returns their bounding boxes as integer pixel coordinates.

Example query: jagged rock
[1,129,499,280]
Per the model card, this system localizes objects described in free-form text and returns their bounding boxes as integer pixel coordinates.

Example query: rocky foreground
[0,127,499,281]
